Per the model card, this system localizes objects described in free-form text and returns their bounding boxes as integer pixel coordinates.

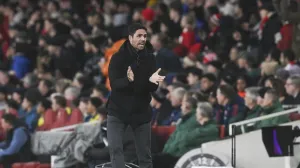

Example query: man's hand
[127,66,134,82]
[149,68,165,85]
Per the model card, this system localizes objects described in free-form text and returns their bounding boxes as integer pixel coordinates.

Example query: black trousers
[107,115,152,168]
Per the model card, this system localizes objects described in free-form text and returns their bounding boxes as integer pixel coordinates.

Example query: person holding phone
[106,23,165,168]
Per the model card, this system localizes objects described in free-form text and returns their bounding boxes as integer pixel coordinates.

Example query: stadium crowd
[0,0,299,167]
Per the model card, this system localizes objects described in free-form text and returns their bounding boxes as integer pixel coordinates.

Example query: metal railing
[229,107,300,136]
[50,120,101,132]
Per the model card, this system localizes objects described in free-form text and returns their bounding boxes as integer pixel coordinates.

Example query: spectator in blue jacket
[0,114,34,168]
[161,87,186,125]
[18,91,39,132]
[10,42,31,79]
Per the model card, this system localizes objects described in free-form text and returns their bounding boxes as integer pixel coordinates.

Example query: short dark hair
[41,79,53,89]
[218,84,236,102]
[265,88,279,102]
[94,84,109,96]
[2,114,18,126]
[39,98,52,109]
[128,23,147,36]
[89,97,103,109]
[54,95,67,108]
[283,49,296,62]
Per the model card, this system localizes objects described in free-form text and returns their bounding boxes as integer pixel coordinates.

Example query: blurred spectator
[38,79,53,98]
[243,87,263,131]
[186,67,202,92]
[258,3,282,58]
[36,98,54,131]
[0,114,34,168]
[154,102,218,168]
[273,0,300,57]
[255,88,289,129]
[200,73,217,96]
[215,84,246,127]
[78,97,89,118]
[55,79,71,94]
[284,75,300,104]
[150,90,172,126]
[280,49,300,75]
[150,33,182,72]
[18,91,39,132]
[51,95,68,128]
[22,73,38,89]
[91,84,109,103]
[161,87,186,126]
[64,86,80,106]
[236,76,248,98]
[85,97,103,123]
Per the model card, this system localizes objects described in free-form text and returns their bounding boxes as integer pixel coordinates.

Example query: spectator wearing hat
[150,90,172,125]
[200,73,217,97]
[215,84,246,129]
[150,33,182,73]
[36,98,55,131]
[186,67,202,92]
[258,3,282,57]
[85,97,103,123]
[255,89,289,129]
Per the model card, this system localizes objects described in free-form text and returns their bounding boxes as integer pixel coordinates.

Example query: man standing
[107,23,165,168]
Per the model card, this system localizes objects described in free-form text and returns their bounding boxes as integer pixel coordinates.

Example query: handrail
[229,107,300,135]
[283,105,300,109]
[50,121,101,132]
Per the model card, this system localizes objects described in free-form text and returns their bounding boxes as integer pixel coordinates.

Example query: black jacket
[107,40,158,126]
[260,13,282,56]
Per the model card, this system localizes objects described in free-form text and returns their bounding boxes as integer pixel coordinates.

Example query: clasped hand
[127,67,165,85]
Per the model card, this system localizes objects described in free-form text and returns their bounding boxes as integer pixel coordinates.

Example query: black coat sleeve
[108,53,133,91]
[147,54,159,92]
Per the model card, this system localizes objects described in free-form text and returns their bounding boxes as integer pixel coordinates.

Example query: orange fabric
[238,91,246,98]
[101,39,126,91]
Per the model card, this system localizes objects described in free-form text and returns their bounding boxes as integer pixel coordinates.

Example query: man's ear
[128,35,132,41]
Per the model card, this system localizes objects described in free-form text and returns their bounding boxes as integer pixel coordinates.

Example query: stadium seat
[39,164,51,168]
[12,162,40,168]
[152,126,176,143]
[152,126,176,151]
[219,125,226,139]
